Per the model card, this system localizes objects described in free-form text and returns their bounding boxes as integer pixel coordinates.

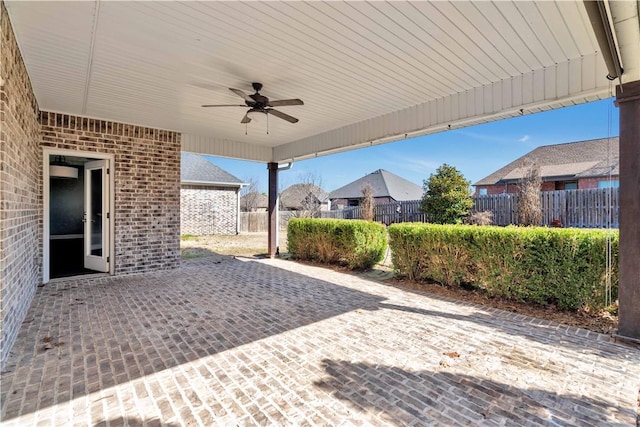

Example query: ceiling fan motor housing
[248,93,269,108]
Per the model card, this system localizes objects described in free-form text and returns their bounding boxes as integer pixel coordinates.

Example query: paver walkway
[1,255,639,426]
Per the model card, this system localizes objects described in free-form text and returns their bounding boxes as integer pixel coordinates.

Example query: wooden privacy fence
[320,188,619,228]
[240,212,268,233]
[239,211,299,233]
[321,200,428,224]
[241,188,618,231]
[544,188,618,228]
[474,188,618,227]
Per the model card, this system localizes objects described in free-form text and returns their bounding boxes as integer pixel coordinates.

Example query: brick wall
[476,184,519,195]
[579,176,619,189]
[0,3,41,366]
[181,185,239,235]
[478,177,620,196]
[40,112,181,275]
[540,182,556,191]
[579,178,599,189]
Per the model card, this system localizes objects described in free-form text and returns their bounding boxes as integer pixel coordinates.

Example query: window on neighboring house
[348,199,359,207]
[598,180,619,189]
[478,188,488,196]
[564,181,578,190]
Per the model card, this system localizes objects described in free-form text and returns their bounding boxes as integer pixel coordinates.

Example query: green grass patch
[181,251,207,259]
[180,234,198,241]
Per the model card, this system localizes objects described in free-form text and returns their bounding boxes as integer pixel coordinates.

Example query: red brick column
[616,80,640,341]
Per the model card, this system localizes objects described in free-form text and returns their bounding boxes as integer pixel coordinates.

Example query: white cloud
[386,156,441,174]
[453,129,511,143]
[518,135,530,143]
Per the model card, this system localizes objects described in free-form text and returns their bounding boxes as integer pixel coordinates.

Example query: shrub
[517,163,542,225]
[360,184,375,221]
[388,223,618,311]
[420,164,473,224]
[287,218,387,270]
[465,210,493,225]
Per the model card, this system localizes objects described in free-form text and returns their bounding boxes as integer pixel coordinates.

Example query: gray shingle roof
[280,183,328,209]
[474,137,619,186]
[328,169,423,201]
[240,191,268,209]
[181,153,245,186]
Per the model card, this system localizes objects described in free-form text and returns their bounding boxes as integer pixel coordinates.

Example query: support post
[616,80,640,340]
[267,162,278,258]
[236,187,241,235]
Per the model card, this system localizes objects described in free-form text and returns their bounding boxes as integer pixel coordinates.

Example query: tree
[279,171,326,218]
[420,164,473,224]
[517,163,542,226]
[360,184,375,221]
[240,177,261,212]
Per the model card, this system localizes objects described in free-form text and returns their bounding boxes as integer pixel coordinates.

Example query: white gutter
[181,180,246,188]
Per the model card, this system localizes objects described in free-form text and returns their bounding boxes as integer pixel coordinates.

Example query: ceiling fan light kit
[246,109,267,122]
[50,155,78,179]
[202,82,303,129]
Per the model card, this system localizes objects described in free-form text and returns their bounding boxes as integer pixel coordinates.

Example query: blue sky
[207,98,619,193]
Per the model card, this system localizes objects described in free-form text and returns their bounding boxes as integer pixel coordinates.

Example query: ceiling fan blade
[268,109,299,123]
[268,99,304,107]
[229,88,254,102]
[201,104,246,107]
[240,112,251,124]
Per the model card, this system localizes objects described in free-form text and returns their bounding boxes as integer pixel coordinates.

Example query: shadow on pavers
[1,254,384,421]
[314,359,636,426]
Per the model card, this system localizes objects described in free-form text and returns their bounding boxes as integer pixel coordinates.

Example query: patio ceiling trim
[274,53,610,163]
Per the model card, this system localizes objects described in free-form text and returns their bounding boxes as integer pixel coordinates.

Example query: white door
[84,160,110,272]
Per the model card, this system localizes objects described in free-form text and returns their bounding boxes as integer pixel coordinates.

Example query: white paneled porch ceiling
[5,1,640,163]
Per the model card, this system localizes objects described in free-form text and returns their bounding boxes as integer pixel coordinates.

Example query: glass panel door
[84,160,109,272]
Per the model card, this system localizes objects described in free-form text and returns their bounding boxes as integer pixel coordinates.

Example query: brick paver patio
[1,255,639,426]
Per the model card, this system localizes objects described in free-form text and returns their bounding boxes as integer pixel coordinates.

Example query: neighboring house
[181,153,246,235]
[474,138,619,196]
[280,183,329,212]
[329,169,423,209]
[240,191,268,212]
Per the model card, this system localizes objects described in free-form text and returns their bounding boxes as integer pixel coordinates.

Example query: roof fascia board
[607,1,640,82]
[273,54,610,163]
[584,0,624,80]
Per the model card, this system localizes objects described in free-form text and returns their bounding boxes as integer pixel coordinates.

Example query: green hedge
[287,218,387,270]
[388,223,618,310]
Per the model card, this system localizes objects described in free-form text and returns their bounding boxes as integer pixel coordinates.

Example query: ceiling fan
[202,82,303,124]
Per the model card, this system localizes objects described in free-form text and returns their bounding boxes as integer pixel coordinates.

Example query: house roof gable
[240,191,268,209]
[474,137,619,186]
[181,153,245,186]
[328,169,423,201]
[280,183,328,209]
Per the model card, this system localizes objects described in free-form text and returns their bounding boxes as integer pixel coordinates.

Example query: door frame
[83,159,110,273]
[43,148,115,283]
